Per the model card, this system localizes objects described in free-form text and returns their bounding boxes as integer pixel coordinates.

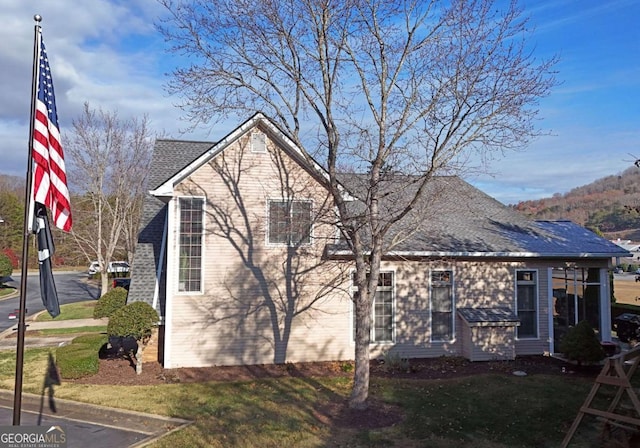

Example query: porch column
[600,267,612,342]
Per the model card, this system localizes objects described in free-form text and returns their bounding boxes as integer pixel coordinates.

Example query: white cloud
[0,0,638,208]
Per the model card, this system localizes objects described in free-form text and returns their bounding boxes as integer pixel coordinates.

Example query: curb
[0,288,18,302]
[0,389,192,447]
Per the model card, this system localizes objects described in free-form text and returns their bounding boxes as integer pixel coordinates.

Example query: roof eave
[149,185,174,197]
[327,249,631,259]
[148,113,354,202]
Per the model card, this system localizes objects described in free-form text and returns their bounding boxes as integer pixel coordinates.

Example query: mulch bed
[69,353,599,386]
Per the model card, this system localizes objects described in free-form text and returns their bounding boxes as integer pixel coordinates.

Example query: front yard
[0,299,620,446]
[0,346,607,447]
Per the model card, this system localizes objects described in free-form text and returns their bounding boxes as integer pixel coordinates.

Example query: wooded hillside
[513,166,640,240]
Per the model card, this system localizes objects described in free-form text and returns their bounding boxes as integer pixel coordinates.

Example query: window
[516,270,538,338]
[268,200,312,245]
[251,132,266,153]
[352,272,394,343]
[431,270,454,341]
[178,198,203,292]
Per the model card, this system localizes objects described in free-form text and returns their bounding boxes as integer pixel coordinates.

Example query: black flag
[35,202,60,318]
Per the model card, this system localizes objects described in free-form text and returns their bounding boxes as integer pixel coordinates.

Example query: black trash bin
[613,313,640,343]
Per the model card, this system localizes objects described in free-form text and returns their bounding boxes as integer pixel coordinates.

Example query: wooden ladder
[562,346,640,447]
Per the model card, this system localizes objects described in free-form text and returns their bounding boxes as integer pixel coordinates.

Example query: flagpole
[13,14,43,426]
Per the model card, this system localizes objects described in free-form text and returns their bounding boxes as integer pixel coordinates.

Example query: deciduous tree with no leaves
[158,0,557,409]
[65,103,153,296]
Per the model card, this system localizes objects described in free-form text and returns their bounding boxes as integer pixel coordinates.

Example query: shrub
[108,301,159,343]
[108,302,159,375]
[381,350,410,373]
[56,334,107,379]
[339,361,354,373]
[0,253,12,280]
[560,320,605,365]
[72,333,108,350]
[93,287,128,319]
[56,343,100,379]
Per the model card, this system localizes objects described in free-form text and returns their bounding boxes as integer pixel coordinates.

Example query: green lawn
[0,348,606,447]
[0,286,16,300]
[35,300,97,321]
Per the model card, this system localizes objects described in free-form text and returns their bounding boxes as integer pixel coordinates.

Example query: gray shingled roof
[127,139,215,313]
[330,175,629,258]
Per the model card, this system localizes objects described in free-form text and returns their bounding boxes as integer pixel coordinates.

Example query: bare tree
[158,0,557,409]
[66,103,153,296]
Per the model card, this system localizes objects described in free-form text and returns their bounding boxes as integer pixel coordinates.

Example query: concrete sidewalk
[0,318,109,350]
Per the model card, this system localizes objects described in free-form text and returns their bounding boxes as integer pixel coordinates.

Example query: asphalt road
[0,271,100,333]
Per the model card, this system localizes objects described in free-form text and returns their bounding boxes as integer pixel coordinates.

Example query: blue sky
[0,0,638,205]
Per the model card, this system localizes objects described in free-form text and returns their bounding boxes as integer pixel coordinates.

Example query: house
[127,113,630,368]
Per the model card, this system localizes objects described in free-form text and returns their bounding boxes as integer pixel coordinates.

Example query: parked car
[88,261,100,275]
[88,261,130,277]
[614,313,640,343]
[112,277,131,290]
[109,261,130,276]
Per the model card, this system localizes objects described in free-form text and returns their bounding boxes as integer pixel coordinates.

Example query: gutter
[326,249,631,259]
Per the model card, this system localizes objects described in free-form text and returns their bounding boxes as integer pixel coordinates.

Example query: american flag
[32,31,72,232]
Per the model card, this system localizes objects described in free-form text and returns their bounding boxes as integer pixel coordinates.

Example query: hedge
[108,302,159,342]
[71,333,108,350]
[93,287,128,319]
[56,334,108,379]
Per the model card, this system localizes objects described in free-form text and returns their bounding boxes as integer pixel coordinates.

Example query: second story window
[268,200,312,245]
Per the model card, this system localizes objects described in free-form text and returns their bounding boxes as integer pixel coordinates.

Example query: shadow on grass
[158,370,598,448]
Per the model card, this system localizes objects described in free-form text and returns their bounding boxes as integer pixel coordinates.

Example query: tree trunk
[100,272,109,297]
[136,343,144,375]
[350,289,372,409]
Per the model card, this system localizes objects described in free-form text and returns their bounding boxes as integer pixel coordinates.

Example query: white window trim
[350,269,396,345]
[265,198,314,247]
[515,268,539,340]
[429,269,456,343]
[176,196,205,295]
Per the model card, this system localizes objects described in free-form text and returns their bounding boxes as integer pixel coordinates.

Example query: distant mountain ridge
[512,166,640,240]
